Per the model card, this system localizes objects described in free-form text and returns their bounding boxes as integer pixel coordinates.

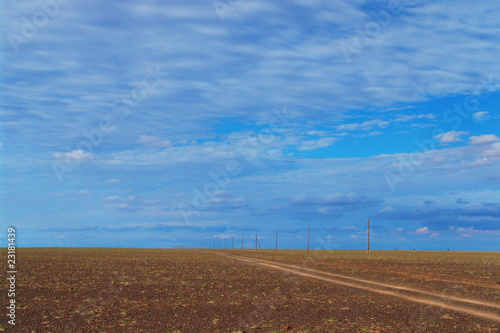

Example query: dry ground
[1,248,499,332]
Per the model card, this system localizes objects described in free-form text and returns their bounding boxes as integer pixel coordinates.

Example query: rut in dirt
[215,252,500,323]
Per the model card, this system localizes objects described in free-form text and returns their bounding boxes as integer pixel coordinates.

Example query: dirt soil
[1,248,499,332]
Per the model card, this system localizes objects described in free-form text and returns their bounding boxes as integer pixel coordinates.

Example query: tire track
[223,254,500,310]
[316,260,500,290]
[216,252,500,323]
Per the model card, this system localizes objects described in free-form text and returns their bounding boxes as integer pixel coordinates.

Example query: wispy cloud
[53,150,94,161]
[472,111,490,122]
[3,0,500,249]
[139,135,173,148]
[337,119,389,131]
[394,114,435,122]
[469,134,500,146]
[77,189,90,196]
[433,131,469,144]
[297,137,338,151]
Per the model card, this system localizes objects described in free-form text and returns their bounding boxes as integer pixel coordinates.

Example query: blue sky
[1,0,500,250]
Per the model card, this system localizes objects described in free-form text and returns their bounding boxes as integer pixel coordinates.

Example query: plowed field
[1,249,499,332]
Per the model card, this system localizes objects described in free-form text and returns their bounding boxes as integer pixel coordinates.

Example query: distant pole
[307,227,310,253]
[232,237,234,249]
[218,240,220,249]
[367,219,370,256]
[242,235,244,250]
[276,231,278,251]
[255,234,257,250]
[224,239,226,249]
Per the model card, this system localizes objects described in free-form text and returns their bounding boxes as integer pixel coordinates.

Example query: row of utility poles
[194,219,371,255]
[196,233,281,250]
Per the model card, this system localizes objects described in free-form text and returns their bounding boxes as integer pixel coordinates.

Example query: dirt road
[217,252,500,323]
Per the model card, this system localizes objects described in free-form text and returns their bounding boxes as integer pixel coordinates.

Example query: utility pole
[242,235,244,250]
[367,218,370,256]
[232,237,234,249]
[307,227,310,253]
[255,234,257,250]
[276,231,278,251]
[218,240,220,249]
[224,239,226,249]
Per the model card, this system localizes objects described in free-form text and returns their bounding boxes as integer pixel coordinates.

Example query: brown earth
[1,248,499,332]
[232,250,500,305]
[216,252,500,321]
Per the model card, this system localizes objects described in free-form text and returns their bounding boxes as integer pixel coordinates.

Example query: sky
[1,0,499,250]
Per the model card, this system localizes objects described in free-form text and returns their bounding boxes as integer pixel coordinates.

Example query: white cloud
[53,149,94,160]
[394,114,435,122]
[472,111,490,121]
[456,227,500,238]
[483,142,500,158]
[337,119,389,131]
[415,227,430,235]
[207,194,247,211]
[307,130,328,137]
[359,131,382,137]
[317,206,332,215]
[5,0,500,250]
[139,135,173,148]
[213,233,233,240]
[102,195,139,211]
[469,134,500,145]
[297,137,338,151]
[433,131,468,144]
[468,158,490,167]
[103,195,135,202]
[78,189,90,196]
[379,206,394,213]
[105,178,120,184]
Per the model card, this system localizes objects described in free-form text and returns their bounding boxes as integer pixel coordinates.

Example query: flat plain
[1,248,499,332]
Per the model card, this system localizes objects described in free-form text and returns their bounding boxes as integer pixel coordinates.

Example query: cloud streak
[2,0,500,249]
